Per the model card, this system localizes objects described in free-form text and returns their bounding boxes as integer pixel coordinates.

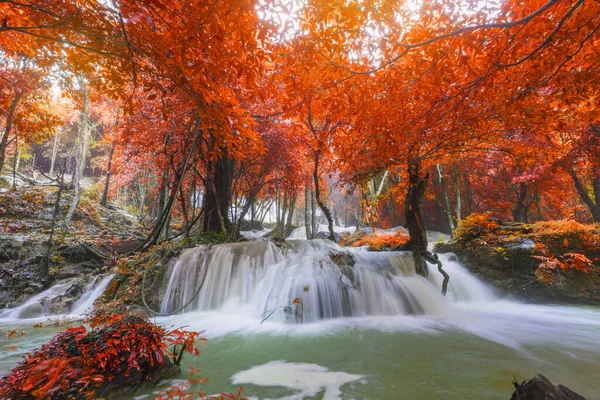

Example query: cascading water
[0,283,72,320]
[71,275,114,315]
[0,274,114,320]
[2,229,600,399]
[159,239,493,322]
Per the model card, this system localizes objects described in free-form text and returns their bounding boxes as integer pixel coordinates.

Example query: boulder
[510,375,586,400]
[315,231,342,241]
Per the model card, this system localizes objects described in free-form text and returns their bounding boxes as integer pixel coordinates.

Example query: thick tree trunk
[404,158,429,277]
[0,92,22,174]
[202,152,232,233]
[436,164,455,234]
[313,151,335,241]
[512,182,529,223]
[100,145,114,206]
[304,184,312,239]
[285,194,296,236]
[65,78,90,224]
[568,169,600,223]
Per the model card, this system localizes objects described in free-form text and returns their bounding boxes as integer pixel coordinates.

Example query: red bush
[0,315,200,399]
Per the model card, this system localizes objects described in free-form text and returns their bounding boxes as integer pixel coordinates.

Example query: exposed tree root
[422,250,450,296]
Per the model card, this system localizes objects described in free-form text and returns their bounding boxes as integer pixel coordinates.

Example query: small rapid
[0,274,114,320]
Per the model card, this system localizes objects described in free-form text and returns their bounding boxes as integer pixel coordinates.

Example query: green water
[3,308,599,400]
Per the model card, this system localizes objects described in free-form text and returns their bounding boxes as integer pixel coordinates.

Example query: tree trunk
[405,158,429,277]
[49,130,60,176]
[332,203,340,227]
[568,169,600,222]
[311,189,317,237]
[100,144,114,206]
[512,182,529,223]
[285,194,296,236]
[138,178,147,220]
[278,190,288,237]
[313,150,335,241]
[202,151,232,233]
[42,168,65,284]
[453,163,462,222]
[12,133,19,188]
[304,184,312,239]
[0,92,22,173]
[436,164,455,234]
[65,77,90,224]
[179,186,190,238]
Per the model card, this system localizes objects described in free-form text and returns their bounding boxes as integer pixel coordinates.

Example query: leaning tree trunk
[313,150,335,241]
[405,158,450,294]
[65,78,90,225]
[404,158,430,277]
[203,151,233,233]
[568,169,600,223]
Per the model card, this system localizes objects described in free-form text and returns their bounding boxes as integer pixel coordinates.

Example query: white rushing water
[1,228,599,399]
[158,235,502,331]
[0,274,114,320]
[159,240,480,322]
[288,225,357,239]
[71,275,114,315]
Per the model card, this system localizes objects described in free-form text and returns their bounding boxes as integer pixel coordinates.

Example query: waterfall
[71,275,114,315]
[0,274,114,320]
[0,283,71,320]
[159,239,495,322]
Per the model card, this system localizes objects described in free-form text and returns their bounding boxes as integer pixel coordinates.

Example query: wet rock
[315,231,341,241]
[65,282,84,298]
[49,296,74,314]
[329,251,356,283]
[433,241,453,253]
[510,374,586,400]
[19,303,44,319]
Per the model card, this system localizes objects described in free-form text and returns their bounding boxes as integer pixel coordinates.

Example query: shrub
[0,315,200,399]
[350,232,410,251]
[454,212,500,243]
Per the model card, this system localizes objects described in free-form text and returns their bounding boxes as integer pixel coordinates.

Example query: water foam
[231,360,365,400]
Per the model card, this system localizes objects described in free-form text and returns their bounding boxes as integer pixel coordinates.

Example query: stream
[1,230,599,399]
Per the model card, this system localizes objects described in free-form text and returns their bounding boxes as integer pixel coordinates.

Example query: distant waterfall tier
[0,274,114,320]
[160,240,495,322]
